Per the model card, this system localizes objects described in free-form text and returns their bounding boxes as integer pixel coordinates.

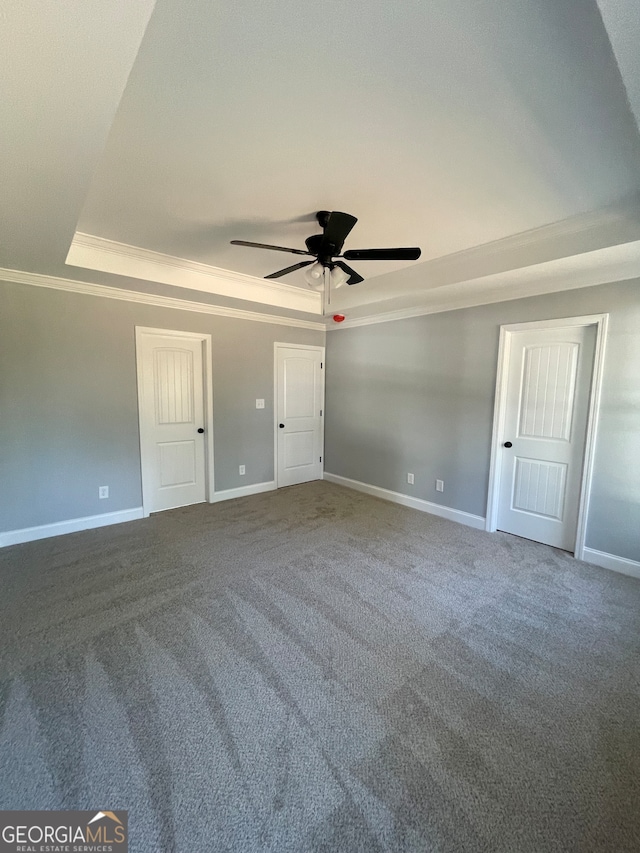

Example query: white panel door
[497,325,596,549]
[276,346,324,487]
[137,331,207,513]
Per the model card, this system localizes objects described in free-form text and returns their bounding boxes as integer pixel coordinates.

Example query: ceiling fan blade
[264,260,315,279]
[342,247,421,261]
[230,240,312,256]
[335,261,364,285]
[322,212,358,252]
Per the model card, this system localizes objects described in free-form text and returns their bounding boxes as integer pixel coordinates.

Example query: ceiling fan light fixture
[304,261,325,290]
[330,266,349,288]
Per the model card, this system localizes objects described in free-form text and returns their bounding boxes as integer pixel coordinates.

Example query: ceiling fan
[230,211,421,287]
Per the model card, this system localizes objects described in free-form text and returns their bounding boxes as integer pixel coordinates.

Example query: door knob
[197,428,205,434]
[503,441,512,448]
[279,423,285,428]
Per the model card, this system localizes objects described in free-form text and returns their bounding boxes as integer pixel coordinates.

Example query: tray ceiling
[4,1,640,320]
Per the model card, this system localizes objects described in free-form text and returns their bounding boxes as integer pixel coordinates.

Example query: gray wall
[0,282,323,531]
[3,277,638,563]
[325,280,640,562]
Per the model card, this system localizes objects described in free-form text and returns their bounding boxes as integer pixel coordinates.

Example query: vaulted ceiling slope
[3,1,640,323]
[0,1,155,280]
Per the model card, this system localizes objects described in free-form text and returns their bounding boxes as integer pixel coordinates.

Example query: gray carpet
[1,481,639,852]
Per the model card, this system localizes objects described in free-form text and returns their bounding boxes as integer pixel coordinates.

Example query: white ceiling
[3,0,640,321]
[0,0,155,275]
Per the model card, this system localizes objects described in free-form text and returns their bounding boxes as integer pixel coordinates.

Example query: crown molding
[0,267,327,330]
[329,238,640,329]
[66,231,322,315]
[11,233,639,334]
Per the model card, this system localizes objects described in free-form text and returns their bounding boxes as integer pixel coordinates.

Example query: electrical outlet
[239,465,246,476]
[256,399,265,409]
[436,479,444,492]
[99,486,109,499]
[407,473,414,485]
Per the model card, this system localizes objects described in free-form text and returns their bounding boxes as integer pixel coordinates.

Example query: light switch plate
[256,399,265,409]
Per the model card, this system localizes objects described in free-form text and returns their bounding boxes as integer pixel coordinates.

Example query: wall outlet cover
[436,479,444,492]
[407,473,414,485]
[256,399,265,409]
[99,486,109,499]
[239,465,246,476]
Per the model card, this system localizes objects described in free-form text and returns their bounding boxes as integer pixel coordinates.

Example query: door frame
[485,314,608,559]
[273,342,326,488]
[135,326,215,516]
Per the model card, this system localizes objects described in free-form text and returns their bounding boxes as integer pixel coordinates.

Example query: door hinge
[320,362,323,368]
[320,456,322,462]
[320,409,323,416]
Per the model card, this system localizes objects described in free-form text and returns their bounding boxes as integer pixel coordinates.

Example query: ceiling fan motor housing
[305,234,325,257]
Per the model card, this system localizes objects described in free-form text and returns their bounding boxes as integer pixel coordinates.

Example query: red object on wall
[333,314,346,323]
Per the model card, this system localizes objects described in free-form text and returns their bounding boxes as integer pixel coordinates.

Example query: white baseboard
[323,472,486,530]
[0,507,144,548]
[581,547,640,579]
[211,480,276,503]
